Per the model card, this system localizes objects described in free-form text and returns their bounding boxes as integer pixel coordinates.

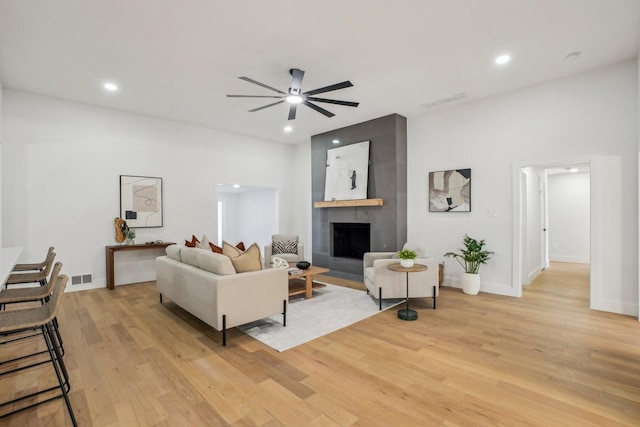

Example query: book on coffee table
[288,268,303,275]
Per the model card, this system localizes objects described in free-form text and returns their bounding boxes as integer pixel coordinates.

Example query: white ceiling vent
[421,92,468,109]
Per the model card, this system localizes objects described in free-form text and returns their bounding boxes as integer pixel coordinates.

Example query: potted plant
[125,229,136,245]
[397,248,417,268]
[444,234,493,295]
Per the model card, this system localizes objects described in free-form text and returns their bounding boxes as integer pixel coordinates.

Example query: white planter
[462,273,481,295]
[400,259,414,268]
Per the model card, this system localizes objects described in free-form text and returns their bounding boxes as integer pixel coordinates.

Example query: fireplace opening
[331,223,370,260]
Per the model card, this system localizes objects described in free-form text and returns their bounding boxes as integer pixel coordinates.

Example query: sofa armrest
[297,243,304,261]
[215,267,289,328]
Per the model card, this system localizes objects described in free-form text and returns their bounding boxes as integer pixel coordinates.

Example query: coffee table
[287,264,330,299]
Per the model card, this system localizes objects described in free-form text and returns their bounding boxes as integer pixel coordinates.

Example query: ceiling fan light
[286,95,303,104]
[495,54,511,65]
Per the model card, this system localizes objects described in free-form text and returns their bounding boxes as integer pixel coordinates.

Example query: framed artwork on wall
[120,175,163,227]
[324,140,370,201]
[429,169,471,212]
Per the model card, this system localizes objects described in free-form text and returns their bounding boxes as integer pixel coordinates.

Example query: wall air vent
[421,92,468,109]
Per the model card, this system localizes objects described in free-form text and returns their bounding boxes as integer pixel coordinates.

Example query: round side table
[387,263,428,321]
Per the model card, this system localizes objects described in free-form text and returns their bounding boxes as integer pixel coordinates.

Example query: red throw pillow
[184,235,199,248]
[209,242,223,254]
[236,241,245,251]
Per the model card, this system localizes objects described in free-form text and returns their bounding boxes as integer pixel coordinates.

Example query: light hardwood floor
[1,262,640,426]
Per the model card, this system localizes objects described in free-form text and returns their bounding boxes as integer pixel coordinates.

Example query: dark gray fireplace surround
[311,114,408,281]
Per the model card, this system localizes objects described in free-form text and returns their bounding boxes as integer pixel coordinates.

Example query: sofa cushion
[181,247,208,267]
[272,238,298,255]
[197,251,236,275]
[270,253,298,263]
[166,244,183,261]
[224,242,263,273]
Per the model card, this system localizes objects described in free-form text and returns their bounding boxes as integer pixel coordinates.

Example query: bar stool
[12,247,55,272]
[1,262,63,309]
[0,275,76,426]
[0,262,66,360]
[5,251,56,288]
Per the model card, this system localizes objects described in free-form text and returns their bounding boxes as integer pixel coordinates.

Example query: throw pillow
[272,238,298,255]
[222,240,243,258]
[236,241,245,251]
[227,243,262,273]
[185,235,199,247]
[196,235,211,250]
[209,242,223,254]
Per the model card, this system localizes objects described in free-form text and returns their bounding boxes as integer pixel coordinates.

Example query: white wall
[293,142,312,260]
[0,81,3,246]
[547,172,590,263]
[2,90,299,290]
[407,59,638,316]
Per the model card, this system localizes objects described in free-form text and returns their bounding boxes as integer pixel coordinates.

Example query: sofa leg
[222,314,227,346]
[378,288,382,311]
[282,300,287,327]
[159,293,163,304]
[433,286,437,310]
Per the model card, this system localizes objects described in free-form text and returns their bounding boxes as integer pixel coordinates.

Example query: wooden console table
[105,242,175,290]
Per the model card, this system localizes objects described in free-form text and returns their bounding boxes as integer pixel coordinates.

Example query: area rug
[238,283,402,352]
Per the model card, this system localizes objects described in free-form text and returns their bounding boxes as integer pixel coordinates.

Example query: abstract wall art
[120,175,163,227]
[324,140,370,201]
[429,168,471,212]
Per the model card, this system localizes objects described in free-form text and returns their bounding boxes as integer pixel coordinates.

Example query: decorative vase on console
[125,229,136,245]
[397,249,417,268]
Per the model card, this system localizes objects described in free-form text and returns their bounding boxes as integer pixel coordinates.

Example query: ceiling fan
[226,68,359,120]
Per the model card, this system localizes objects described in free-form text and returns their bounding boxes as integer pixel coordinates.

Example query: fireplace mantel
[314,198,384,208]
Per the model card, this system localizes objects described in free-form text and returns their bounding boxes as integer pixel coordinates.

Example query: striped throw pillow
[272,238,298,255]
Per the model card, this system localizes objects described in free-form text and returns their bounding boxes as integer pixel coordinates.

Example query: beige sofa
[156,245,288,346]
[363,252,439,310]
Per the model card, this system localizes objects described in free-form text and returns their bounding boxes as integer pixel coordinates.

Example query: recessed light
[495,55,511,65]
[233,184,240,188]
[569,168,578,173]
[103,82,119,91]
[332,139,340,144]
[284,126,292,132]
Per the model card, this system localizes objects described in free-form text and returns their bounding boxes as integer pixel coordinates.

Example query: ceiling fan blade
[303,81,353,96]
[289,68,305,95]
[288,104,298,120]
[306,97,359,107]
[248,100,285,112]
[238,76,286,94]
[303,100,335,118]
[227,95,283,98]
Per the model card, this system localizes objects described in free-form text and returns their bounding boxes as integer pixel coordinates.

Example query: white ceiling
[0,0,638,145]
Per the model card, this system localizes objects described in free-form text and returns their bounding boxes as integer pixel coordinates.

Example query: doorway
[514,161,591,299]
[217,184,278,253]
